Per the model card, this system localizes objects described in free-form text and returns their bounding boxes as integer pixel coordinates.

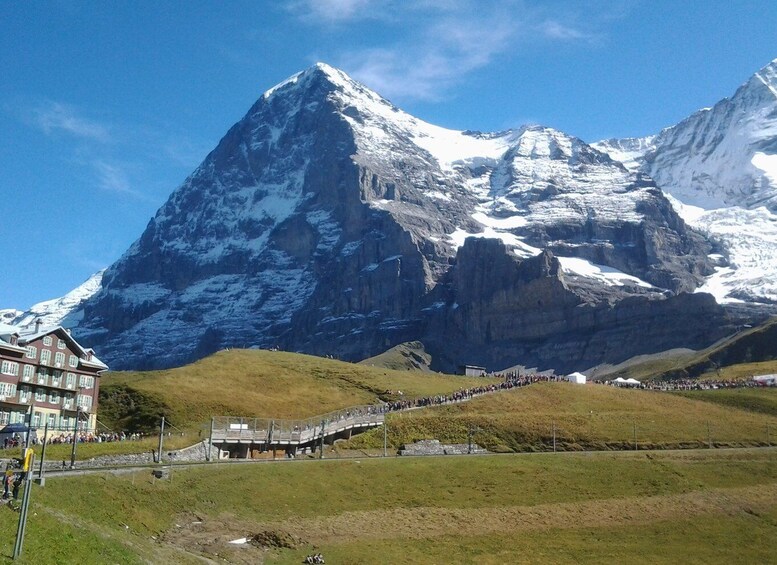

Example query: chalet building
[0,320,107,438]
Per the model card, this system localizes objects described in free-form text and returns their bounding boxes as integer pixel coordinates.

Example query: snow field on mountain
[752,152,777,185]
[558,257,654,288]
[666,195,777,303]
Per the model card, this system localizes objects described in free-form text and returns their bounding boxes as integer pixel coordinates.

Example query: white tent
[612,377,640,387]
[753,374,777,386]
[566,372,587,384]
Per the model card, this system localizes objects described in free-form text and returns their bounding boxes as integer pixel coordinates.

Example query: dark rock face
[419,239,730,373]
[74,64,739,371]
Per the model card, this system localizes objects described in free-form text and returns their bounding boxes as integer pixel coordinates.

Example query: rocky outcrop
[420,239,731,373]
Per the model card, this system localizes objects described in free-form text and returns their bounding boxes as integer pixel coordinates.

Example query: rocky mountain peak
[19,61,767,371]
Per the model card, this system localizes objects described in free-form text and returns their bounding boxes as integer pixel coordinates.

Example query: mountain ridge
[8,60,777,371]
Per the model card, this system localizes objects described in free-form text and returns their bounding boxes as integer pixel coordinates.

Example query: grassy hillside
[98,349,495,433]
[343,382,777,452]
[358,341,433,371]
[674,387,777,418]
[593,316,777,382]
[0,449,774,563]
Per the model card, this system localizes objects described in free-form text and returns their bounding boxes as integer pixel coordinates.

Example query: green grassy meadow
[0,449,774,563]
[342,382,777,452]
[99,349,498,432]
[1,349,776,562]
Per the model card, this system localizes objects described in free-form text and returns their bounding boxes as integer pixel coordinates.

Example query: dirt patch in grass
[256,482,777,546]
[162,513,309,564]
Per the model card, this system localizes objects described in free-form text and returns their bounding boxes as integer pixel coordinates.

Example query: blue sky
[2,0,776,310]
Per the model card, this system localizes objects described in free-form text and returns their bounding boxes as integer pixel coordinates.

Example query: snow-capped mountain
[7,271,103,329]
[14,61,777,371]
[595,59,777,304]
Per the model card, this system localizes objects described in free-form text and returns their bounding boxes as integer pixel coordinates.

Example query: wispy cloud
[293,0,612,101]
[32,101,110,142]
[287,0,383,24]
[92,160,145,199]
[538,20,596,41]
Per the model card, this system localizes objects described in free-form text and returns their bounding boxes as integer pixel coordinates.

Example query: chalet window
[51,370,62,387]
[22,365,33,382]
[25,346,37,359]
[68,354,78,368]
[79,375,94,389]
[0,411,9,425]
[47,413,56,429]
[34,389,46,402]
[18,387,31,403]
[40,349,51,365]
[32,411,41,428]
[37,369,47,386]
[10,411,24,424]
[48,391,60,404]
[57,339,66,349]
[0,361,18,376]
[55,352,65,367]
[77,394,93,409]
[62,395,74,410]
[43,336,52,346]
[0,382,16,398]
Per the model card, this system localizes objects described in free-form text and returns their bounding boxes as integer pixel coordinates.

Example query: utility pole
[383,418,387,457]
[70,408,80,468]
[37,422,49,485]
[157,416,166,464]
[208,417,214,462]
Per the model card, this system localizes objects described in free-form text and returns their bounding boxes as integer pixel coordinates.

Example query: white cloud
[92,160,139,197]
[339,8,521,101]
[538,20,595,41]
[296,0,611,101]
[33,101,110,142]
[288,0,380,23]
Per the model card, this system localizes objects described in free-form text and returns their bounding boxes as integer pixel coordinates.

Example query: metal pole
[319,420,325,459]
[70,409,80,468]
[552,421,556,452]
[13,406,35,560]
[383,418,387,457]
[38,422,49,481]
[157,416,165,464]
[208,417,214,462]
[468,425,473,454]
[13,453,34,560]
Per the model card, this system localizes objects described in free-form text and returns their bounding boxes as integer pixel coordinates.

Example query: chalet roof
[1,323,108,371]
[0,324,26,354]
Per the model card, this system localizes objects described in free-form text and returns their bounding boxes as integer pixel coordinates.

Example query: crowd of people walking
[611,377,771,391]
[381,372,561,412]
